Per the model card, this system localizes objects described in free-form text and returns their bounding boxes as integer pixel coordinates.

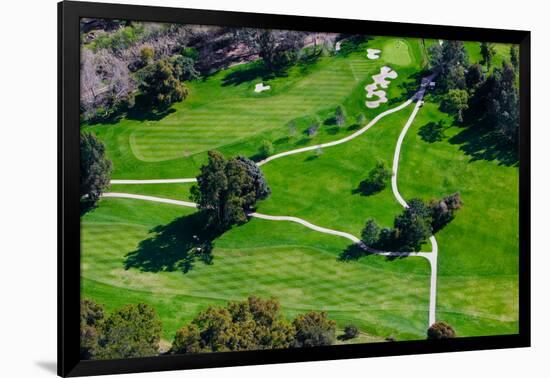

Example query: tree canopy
[191,151,270,230]
[80,132,112,203]
[292,311,336,347]
[137,59,188,109]
[172,297,295,353]
[94,303,162,360]
[427,321,456,339]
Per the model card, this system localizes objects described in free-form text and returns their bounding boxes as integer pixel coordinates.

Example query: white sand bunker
[254,83,271,93]
[365,66,398,108]
[335,41,342,51]
[367,48,381,59]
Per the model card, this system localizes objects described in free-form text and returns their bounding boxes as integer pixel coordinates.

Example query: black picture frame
[58,1,531,376]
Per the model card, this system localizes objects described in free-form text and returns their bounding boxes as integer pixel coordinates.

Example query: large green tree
[172,297,295,354]
[441,89,469,122]
[394,199,433,251]
[429,40,468,90]
[80,132,112,203]
[138,59,188,109]
[94,303,162,360]
[191,151,270,230]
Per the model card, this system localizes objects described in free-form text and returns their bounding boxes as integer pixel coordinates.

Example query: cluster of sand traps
[367,48,381,59]
[254,83,271,93]
[365,66,398,108]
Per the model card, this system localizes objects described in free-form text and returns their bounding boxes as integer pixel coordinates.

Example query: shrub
[342,324,359,340]
[292,311,336,347]
[259,140,274,159]
[427,322,456,340]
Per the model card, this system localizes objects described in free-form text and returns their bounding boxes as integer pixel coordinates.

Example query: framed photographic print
[58,1,530,376]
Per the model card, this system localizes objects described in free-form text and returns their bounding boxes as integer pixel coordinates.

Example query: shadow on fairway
[418,121,447,143]
[448,125,518,167]
[387,69,431,105]
[124,212,222,274]
[339,244,417,262]
[351,179,384,196]
[222,61,288,86]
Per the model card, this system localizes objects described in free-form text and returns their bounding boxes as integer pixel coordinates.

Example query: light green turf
[82,198,430,341]
[82,35,519,343]
[398,101,519,336]
[83,37,426,180]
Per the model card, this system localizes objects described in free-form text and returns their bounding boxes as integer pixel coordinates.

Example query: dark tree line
[80,132,112,204]
[171,297,336,354]
[191,151,271,231]
[429,40,520,145]
[361,193,463,251]
[80,300,162,360]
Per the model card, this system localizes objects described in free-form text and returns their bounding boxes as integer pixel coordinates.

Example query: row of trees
[82,297,457,360]
[361,193,463,251]
[429,40,519,144]
[191,151,271,230]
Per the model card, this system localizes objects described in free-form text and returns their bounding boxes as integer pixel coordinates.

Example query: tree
[356,113,366,125]
[292,311,336,348]
[342,324,359,340]
[429,193,463,232]
[445,65,466,90]
[361,219,380,247]
[170,55,200,81]
[80,299,105,359]
[335,106,346,127]
[465,63,484,89]
[429,40,468,90]
[441,89,469,122]
[95,303,162,360]
[172,297,295,354]
[171,324,203,354]
[235,156,271,200]
[191,151,271,230]
[255,30,304,70]
[365,161,392,193]
[394,198,433,251]
[480,42,496,69]
[139,46,154,65]
[138,59,188,109]
[306,122,319,137]
[427,321,456,339]
[510,45,519,71]
[259,139,274,159]
[80,132,112,203]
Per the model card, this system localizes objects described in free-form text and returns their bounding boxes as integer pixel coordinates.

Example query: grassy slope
[85,37,423,180]
[82,198,430,341]
[398,101,519,336]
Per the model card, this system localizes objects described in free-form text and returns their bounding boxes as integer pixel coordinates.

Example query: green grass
[84,37,426,180]
[81,34,519,344]
[398,101,519,336]
[82,198,430,341]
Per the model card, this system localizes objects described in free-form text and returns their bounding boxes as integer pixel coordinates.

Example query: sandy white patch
[365,66,398,108]
[335,41,341,51]
[439,39,444,46]
[254,83,271,93]
[367,48,381,59]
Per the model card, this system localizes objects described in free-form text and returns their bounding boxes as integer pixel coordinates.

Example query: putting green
[382,38,413,66]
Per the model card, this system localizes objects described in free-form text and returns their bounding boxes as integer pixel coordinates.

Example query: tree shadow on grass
[338,244,417,262]
[448,125,519,167]
[418,120,447,143]
[351,180,384,196]
[221,61,288,87]
[387,69,432,106]
[80,199,97,217]
[124,212,222,274]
